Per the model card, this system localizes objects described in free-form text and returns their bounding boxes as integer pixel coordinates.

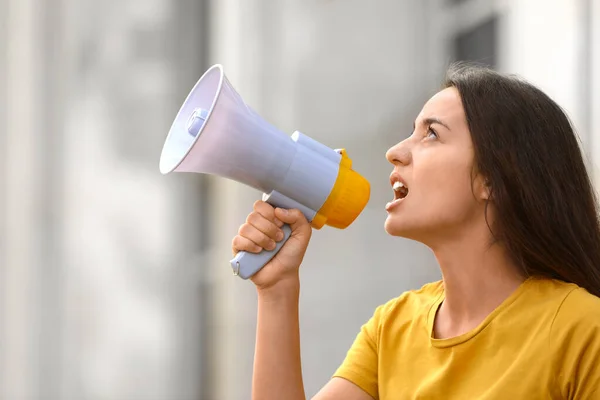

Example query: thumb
[274,208,311,234]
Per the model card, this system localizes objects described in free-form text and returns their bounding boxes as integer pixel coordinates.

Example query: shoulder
[520,277,599,318]
[545,282,600,397]
[551,283,600,329]
[372,280,443,326]
[546,280,600,360]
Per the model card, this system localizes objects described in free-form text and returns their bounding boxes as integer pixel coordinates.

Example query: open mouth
[386,176,409,212]
[393,181,409,200]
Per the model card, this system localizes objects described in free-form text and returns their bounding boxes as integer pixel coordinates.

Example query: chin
[384,215,410,237]
[384,214,432,243]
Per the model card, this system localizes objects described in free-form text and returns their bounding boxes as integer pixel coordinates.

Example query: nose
[385,139,411,166]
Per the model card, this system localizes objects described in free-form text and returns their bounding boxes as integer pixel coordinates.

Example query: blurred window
[453,16,498,68]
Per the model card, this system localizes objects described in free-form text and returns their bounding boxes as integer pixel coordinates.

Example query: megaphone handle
[230,224,293,279]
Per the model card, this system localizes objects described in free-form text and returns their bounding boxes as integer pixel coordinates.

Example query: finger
[273,217,284,228]
[247,212,285,242]
[238,223,277,251]
[253,200,276,221]
[274,208,311,234]
[232,235,262,255]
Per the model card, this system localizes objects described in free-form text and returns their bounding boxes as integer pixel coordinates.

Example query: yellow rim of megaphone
[311,149,371,229]
[160,64,225,174]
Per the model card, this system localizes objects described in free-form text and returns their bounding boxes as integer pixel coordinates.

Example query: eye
[425,126,438,140]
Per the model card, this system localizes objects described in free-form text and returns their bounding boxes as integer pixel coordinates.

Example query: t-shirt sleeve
[332,302,390,400]
[551,288,600,399]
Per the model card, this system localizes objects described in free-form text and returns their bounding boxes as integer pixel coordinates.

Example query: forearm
[253,279,305,400]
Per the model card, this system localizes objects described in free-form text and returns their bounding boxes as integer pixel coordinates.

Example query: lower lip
[386,196,407,212]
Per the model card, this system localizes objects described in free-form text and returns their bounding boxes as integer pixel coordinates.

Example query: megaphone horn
[159,64,370,279]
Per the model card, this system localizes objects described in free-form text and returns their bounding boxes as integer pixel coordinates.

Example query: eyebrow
[413,117,451,131]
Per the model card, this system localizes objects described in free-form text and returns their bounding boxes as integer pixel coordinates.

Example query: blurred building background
[0,0,598,399]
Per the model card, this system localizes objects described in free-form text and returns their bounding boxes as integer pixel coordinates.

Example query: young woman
[231,64,600,399]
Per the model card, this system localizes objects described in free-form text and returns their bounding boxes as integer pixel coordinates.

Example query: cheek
[418,148,470,186]
[410,151,477,219]
[416,175,473,217]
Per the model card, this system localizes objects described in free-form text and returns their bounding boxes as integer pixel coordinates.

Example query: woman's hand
[232,200,312,291]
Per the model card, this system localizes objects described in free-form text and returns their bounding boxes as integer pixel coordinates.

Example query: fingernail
[268,240,277,250]
[278,208,288,215]
[276,230,284,241]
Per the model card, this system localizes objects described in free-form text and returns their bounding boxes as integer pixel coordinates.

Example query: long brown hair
[445,63,600,297]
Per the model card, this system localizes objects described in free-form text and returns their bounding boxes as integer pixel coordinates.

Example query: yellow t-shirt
[334,277,600,399]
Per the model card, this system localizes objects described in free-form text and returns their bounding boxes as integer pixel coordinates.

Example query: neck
[429,224,525,325]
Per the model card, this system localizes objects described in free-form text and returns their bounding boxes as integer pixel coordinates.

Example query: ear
[474,175,491,201]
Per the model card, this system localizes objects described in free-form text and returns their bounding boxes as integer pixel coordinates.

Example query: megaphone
[159,64,370,279]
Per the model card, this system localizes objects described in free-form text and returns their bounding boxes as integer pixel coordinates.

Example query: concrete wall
[0,0,212,398]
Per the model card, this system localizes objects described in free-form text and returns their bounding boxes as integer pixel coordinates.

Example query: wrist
[257,277,300,302]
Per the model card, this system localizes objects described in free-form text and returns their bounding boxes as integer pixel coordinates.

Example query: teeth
[393,181,405,191]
